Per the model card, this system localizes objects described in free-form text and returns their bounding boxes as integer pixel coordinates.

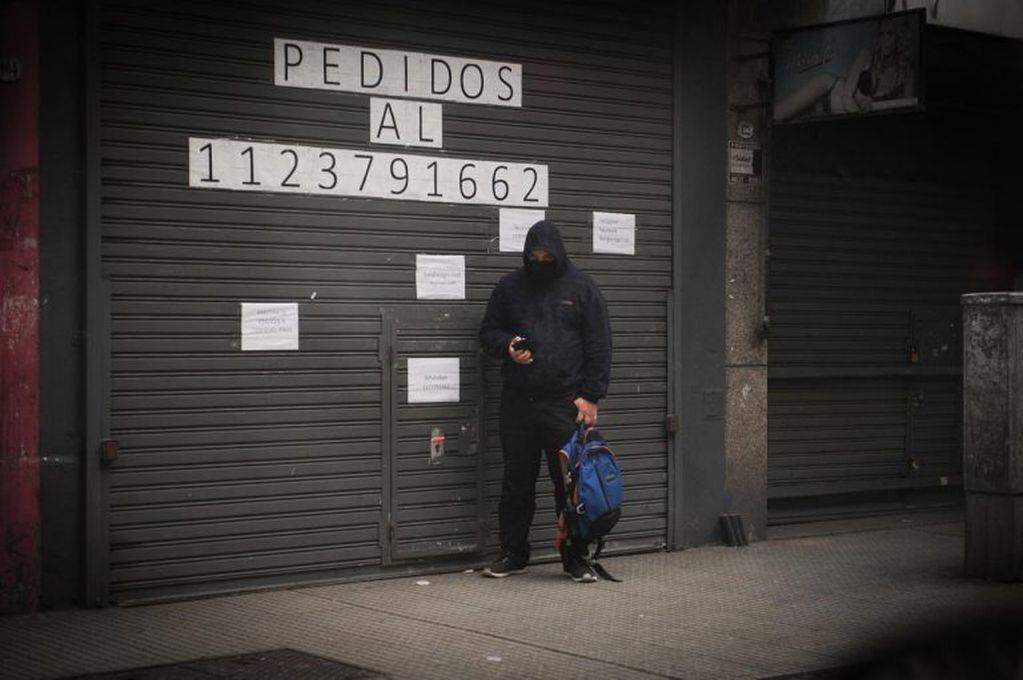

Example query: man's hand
[574,397,598,427]
[509,336,533,365]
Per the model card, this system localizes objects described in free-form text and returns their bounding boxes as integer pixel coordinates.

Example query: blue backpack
[556,426,624,581]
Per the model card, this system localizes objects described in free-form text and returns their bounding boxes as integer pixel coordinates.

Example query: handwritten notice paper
[241,302,299,351]
[416,254,465,300]
[592,211,635,255]
[500,208,544,253]
[407,357,460,403]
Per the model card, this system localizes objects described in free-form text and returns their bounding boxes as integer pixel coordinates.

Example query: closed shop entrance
[768,97,1015,524]
[88,1,675,603]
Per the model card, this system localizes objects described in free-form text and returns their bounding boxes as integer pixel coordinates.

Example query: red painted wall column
[0,0,41,614]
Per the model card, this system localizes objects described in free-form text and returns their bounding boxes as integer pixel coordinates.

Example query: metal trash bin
[962,292,1023,581]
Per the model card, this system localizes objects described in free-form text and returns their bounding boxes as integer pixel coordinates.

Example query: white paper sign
[592,211,636,255]
[728,141,755,175]
[274,39,522,107]
[499,208,545,253]
[407,357,460,403]
[189,138,548,207]
[241,302,299,351]
[370,98,442,148]
[416,254,465,300]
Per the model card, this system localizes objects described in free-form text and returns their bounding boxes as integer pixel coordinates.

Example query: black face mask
[525,259,558,284]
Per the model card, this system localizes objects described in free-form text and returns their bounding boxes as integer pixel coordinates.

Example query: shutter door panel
[101,0,672,600]
[769,377,910,495]
[387,307,486,561]
[768,167,996,519]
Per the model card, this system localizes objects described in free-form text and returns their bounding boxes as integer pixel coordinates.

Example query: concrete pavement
[1,513,1021,679]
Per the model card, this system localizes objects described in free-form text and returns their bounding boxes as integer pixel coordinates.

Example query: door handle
[460,420,478,455]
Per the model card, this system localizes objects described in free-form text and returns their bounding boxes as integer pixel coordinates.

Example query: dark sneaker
[482,554,527,578]
[564,559,598,583]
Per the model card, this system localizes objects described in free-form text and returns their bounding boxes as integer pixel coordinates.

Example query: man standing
[479,220,612,582]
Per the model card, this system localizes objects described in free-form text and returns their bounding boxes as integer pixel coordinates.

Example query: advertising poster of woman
[772,9,923,123]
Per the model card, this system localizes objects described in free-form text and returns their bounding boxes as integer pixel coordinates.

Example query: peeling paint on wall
[1,0,41,615]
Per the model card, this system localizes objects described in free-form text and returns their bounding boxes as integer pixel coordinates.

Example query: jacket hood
[522,220,570,278]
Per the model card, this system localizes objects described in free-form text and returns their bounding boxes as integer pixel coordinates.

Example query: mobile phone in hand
[512,337,535,352]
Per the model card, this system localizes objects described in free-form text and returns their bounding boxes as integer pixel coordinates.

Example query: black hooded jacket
[479,220,611,402]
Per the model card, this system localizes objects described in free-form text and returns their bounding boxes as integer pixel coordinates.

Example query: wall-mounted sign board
[772,10,923,124]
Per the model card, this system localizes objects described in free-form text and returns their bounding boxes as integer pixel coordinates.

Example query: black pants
[498,389,587,564]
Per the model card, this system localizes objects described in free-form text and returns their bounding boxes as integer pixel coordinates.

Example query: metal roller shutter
[98,0,673,601]
[768,164,997,521]
[383,306,487,562]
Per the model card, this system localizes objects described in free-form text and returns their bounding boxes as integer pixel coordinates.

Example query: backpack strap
[589,560,621,583]
[555,430,581,554]
[587,537,622,582]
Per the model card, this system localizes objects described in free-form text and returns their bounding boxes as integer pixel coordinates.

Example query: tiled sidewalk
[2,518,1020,680]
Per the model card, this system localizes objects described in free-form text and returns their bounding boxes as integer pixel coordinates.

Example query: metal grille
[100,0,673,600]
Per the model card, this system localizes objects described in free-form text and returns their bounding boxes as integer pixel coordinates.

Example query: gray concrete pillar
[962,292,1023,581]
[723,0,769,542]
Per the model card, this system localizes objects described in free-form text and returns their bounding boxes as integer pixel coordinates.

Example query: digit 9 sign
[189,137,548,207]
